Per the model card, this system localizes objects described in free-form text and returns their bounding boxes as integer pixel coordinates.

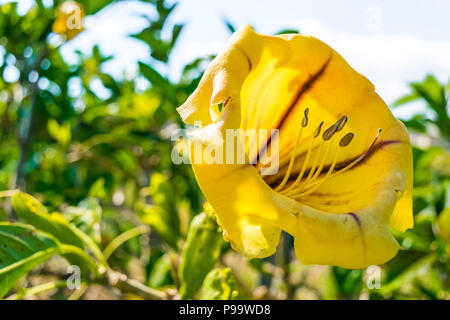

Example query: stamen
[302,108,309,127]
[322,124,337,141]
[300,119,342,187]
[335,115,348,132]
[339,132,354,147]
[314,121,324,137]
[298,139,324,187]
[293,131,355,198]
[297,116,348,188]
[305,129,382,190]
[281,121,324,194]
[303,134,335,186]
[274,108,309,191]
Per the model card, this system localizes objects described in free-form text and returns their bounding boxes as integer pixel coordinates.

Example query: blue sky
[5,0,450,117]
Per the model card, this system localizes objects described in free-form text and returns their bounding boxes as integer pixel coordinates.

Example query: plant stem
[106,270,170,300]
[5,280,68,300]
[103,225,150,260]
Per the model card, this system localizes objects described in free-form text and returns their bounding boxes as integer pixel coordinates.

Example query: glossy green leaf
[12,192,84,248]
[11,192,106,272]
[0,223,61,298]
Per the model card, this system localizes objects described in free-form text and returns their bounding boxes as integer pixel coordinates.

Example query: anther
[339,132,354,147]
[335,115,348,132]
[303,128,383,191]
[293,131,352,198]
[314,121,324,138]
[302,108,309,127]
[322,123,337,141]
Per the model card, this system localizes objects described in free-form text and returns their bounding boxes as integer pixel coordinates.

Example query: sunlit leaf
[0,223,61,298]
[11,192,105,273]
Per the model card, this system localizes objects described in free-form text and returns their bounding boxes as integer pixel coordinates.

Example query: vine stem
[0,190,18,198]
[105,270,172,300]
[103,225,150,261]
[5,280,68,300]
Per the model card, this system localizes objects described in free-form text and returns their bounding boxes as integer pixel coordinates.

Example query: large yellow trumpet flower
[177,25,413,269]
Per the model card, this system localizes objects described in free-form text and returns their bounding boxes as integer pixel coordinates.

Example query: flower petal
[178,25,413,268]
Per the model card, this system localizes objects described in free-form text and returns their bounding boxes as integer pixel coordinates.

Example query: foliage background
[0,0,449,300]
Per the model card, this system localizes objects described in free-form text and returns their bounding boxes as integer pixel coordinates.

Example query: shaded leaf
[379,254,437,294]
[138,62,168,88]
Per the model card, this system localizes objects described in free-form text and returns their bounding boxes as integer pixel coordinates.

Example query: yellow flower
[177,25,413,269]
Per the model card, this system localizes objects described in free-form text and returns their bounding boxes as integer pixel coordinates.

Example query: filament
[274,108,309,191]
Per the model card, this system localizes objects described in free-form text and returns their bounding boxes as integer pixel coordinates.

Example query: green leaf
[147,253,173,289]
[64,197,102,244]
[11,192,106,272]
[332,267,363,298]
[274,28,300,35]
[379,254,437,294]
[12,192,84,248]
[140,204,178,249]
[132,30,170,62]
[400,114,428,133]
[391,92,420,107]
[139,172,181,248]
[199,268,239,300]
[78,0,114,15]
[222,18,236,33]
[178,212,223,299]
[138,62,168,88]
[437,207,450,243]
[411,75,449,136]
[170,23,184,48]
[0,223,61,298]
[98,73,120,96]
[47,119,71,145]
[88,178,107,199]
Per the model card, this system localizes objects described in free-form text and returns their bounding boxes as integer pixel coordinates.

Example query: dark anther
[335,115,348,132]
[314,121,324,138]
[322,123,338,141]
[339,132,354,147]
[302,108,309,127]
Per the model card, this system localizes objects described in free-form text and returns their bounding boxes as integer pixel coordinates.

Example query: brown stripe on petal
[236,46,253,71]
[347,212,367,265]
[347,212,361,227]
[267,139,403,189]
[253,56,332,164]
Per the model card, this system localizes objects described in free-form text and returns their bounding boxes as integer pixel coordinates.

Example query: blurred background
[0,0,449,300]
